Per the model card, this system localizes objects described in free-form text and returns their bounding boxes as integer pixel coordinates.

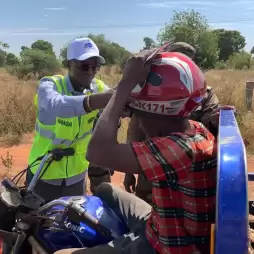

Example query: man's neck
[147,119,192,138]
[167,119,191,133]
[69,76,90,92]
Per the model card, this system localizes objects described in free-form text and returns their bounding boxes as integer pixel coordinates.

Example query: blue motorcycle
[0,148,129,254]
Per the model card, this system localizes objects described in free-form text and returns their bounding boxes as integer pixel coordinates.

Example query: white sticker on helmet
[152,57,193,94]
[131,84,143,93]
[129,99,188,115]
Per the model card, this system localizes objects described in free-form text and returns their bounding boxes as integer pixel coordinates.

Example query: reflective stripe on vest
[35,121,92,146]
[29,75,106,180]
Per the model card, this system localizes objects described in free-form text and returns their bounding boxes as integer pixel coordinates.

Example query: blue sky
[1,0,254,57]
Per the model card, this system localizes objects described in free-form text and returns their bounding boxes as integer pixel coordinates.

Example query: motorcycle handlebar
[32,199,112,239]
[30,199,70,214]
[27,148,75,193]
[69,203,100,226]
[33,199,100,226]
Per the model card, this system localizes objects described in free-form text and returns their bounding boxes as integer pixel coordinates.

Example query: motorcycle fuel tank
[37,195,129,252]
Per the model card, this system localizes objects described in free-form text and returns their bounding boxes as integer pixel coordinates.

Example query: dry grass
[97,65,122,86]
[206,70,254,153]
[0,68,36,146]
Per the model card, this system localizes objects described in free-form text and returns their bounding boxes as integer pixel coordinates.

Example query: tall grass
[0,69,36,145]
[206,70,254,153]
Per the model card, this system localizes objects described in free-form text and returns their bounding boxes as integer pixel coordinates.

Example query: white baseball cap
[67,37,105,64]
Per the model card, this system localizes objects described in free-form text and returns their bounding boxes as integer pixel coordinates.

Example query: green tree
[12,40,60,79]
[157,10,219,69]
[21,49,60,78]
[11,48,60,79]
[0,41,9,66]
[0,41,9,49]
[87,34,130,65]
[20,46,30,59]
[31,40,55,56]
[195,30,220,69]
[21,46,29,51]
[6,53,20,66]
[60,44,68,67]
[227,51,252,70]
[143,37,155,50]
[213,29,246,61]
[0,50,6,67]
[251,46,254,55]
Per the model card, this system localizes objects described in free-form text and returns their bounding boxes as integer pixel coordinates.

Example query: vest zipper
[66,156,69,178]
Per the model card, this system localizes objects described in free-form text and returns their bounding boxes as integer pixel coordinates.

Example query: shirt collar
[65,75,96,95]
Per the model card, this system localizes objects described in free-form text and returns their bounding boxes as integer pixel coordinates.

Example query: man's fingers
[220,105,236,111]
[134,48,158,62]
[132,42,172,64]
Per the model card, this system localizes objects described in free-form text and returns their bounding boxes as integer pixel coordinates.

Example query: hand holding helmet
[120,43,171,90]
[121,49,157,89]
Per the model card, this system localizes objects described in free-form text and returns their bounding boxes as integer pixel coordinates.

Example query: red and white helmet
[129,52,207,117]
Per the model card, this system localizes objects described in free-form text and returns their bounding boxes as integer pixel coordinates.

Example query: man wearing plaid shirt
[124,42,220,202]
[56,49,218,253]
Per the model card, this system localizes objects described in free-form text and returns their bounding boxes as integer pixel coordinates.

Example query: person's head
[67,37,105,91]
[129,52,206,138]
[167,42,196,59]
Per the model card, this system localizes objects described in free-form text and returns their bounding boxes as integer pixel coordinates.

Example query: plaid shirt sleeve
[132,135,193,182]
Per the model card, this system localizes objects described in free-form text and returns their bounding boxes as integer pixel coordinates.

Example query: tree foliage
[6,53,20,66]
[143,37,156,50]
[0,41,9,49]
[31,40,55,56]
[21,49,60,78]
[251,46,254,55]
[157,10,219,69]
[213,29,246,61]
[0,50,6,67]
[227,51,252,70]
[8,41,60,79]
[0,41,9,67]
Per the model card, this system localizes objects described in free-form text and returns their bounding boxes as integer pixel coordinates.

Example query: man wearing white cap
[26,37,113,201]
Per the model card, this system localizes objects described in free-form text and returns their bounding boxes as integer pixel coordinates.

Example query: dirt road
[0,136,254,199]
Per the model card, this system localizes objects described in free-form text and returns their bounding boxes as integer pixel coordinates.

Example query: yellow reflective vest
[28,75,106,180]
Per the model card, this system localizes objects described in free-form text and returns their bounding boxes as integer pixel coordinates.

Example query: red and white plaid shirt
[132,121,217,254]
